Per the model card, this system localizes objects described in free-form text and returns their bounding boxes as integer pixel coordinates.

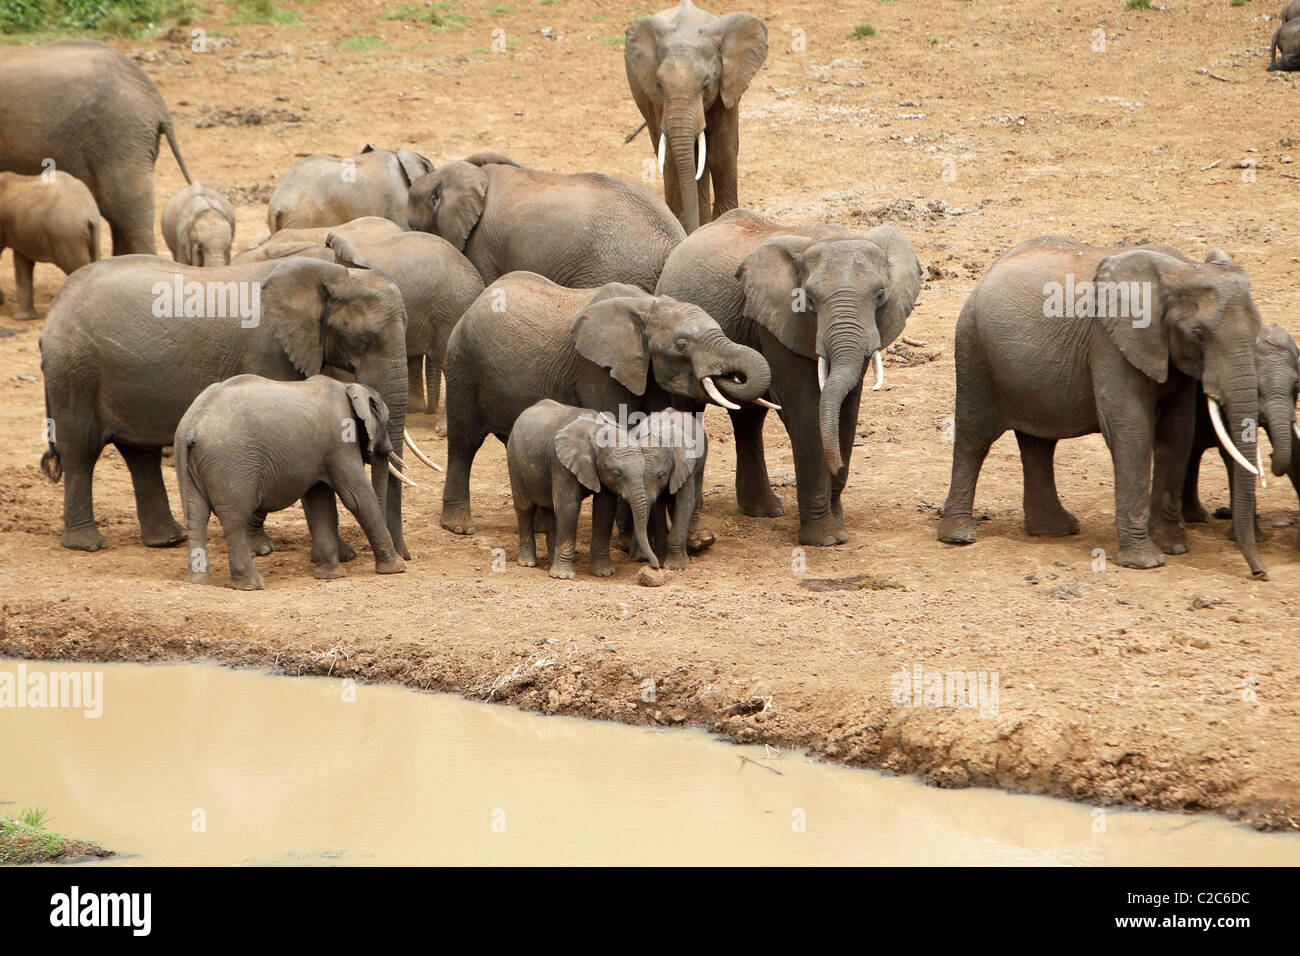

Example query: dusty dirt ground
[3,0,1300,832]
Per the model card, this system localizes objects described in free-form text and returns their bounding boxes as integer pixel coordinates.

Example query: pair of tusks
[700,375,783,412]
[816,352,886,392]
[387,429,442,488]
[1206,397,1260,478]
[656,132,707,181]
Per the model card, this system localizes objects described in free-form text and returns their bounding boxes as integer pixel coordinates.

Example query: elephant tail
[39,387,61,483]
[161,117,193,184]
[86,216,101,263]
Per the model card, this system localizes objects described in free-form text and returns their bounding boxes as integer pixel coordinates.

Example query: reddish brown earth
[2,0,1299,830]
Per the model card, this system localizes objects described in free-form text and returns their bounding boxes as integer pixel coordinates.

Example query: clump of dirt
[223,183,276,205]
[195,106,307,128]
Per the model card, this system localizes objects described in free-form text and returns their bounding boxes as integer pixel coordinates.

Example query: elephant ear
[554,417,602,492]
[625,15,669,124]
[463,151,524,168]
[1091,250,1179,384]
[1205,247,1234,265]
[326,233,370,269]
[708,13,769,110]
[423,162,488,251]
[262,259,353,377]
[260,241,334,263]
[736,234,819,358]
[346,383,388,463]
[395,148,434,186]
[570,294,655,395]
[862,226,922,348]
[636,409,703,495]
[585,281,648,306]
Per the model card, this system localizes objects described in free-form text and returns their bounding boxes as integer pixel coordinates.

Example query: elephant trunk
[629,484,658,571]
[1223,376,1265,578]
[1263,389,1294,477]
[664,99,704,233]
[818,297,872,476]
[700,333,771,404]
[373,360,409,558]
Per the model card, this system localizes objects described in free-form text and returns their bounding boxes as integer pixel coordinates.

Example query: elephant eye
[675,338,689,353]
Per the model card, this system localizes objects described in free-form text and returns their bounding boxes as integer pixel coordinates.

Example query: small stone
[1190,638,1212,650]
[637,567,668,587]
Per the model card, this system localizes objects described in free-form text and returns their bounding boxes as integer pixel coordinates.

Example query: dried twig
[738,755,784,775]
[1201,159,1222,171]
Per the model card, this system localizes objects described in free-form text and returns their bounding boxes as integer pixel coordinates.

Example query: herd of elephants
[2,0,1299,588]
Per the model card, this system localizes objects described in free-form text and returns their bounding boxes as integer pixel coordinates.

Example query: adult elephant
[655,210,921,545]
[236,230,485,415]
[440,271,771,535]
[267,145,433,231]
[937,237,1266,577]
[625,0,768,233]
[406,154,684,291]
[0,39,192,255]
[39,256,424,557]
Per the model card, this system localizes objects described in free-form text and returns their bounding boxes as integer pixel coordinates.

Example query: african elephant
[937,236,1266,577]
[0,39,191,255]
[237,231,484,416]
[440,271,771,535]
[177,375,406,590]
[1269,18,1300,70]
[632,407,707,569]
[507,400,671,578]
[1184,323,1300,546]
[39,255,419,558]
[161,183,236,267]
[233,216,404,261]
[625,0,768,234]
[406,154,684,291]
[267,145,433,231]
[0,171,100,321]
[655,210,921,545]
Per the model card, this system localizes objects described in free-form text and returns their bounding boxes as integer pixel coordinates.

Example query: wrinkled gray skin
[237,230,485,415]
[441,272,770,535]
[0,171,100,321]
[631,408,706,569]
[177,375,405,590]
[656,209,921,545]
[39,256,411,559]
[235,216,404,259]
[161,183,236,267]
[407,154,684,291]
[1269,18,1300,70]
[1184,323,1300,546]
[268,145,433,231]
[0,39,191,255]
[507,400,669,578]
[625,0,768,234]
[937,236,1266,577]
[1286,0,1300,20]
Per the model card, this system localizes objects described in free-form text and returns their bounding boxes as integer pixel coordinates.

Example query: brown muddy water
[1,660,1297,865]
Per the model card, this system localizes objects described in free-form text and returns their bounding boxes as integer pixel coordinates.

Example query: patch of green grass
[382,1,468,30]
[228,0,300,25]
[1125,0,1151,9]
[926,36,939,45]
[486,2,515,14]
[601,34,625,44]
[848,22,877,39]
[0,809,63,863]
[538,0,555,5]
[585,12,604,21]
[1230,0,1251,6]
[0,0,198,36]
[340,32,382,50]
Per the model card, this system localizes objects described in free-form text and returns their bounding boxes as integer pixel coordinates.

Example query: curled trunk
[707,337,772,404]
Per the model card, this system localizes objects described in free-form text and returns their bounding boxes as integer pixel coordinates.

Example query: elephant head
[1253,323,1299,478]
[632,407,704,494]
[345,382,397,523]
[625,2,767,233]
[407,161,487,250]
[737,226,922,476]
[570,283,771,409]
[555,412,660,569]
[360,143,434,187]
[1093,247,1266,577]
[184,205,235,267]
[260,258,412,555]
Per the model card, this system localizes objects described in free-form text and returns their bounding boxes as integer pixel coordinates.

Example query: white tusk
[817,356,828,390]
[404,429,443,472]
[388,461,418,488]
[701,375,741,410]
[1258,446,1267,488]
[871,350,885,391]
[755,397,782,411]
[657,133,666,174]
[1207,397,1260,476]
[1293,420,1300,444]
[695,131,706,181]
[389,452,406,469]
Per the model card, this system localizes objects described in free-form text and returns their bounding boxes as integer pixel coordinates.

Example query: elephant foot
[374,555,406,575]
[1117,543,1166,570]
[687,528,715,554]
[229,571,267,590]
[1150,521,1189,555]
[1182,501,1210,524]
[1024,508,1080,537]
[549,561,576,580]
[337,538,357,563]
[937,513,978,545]
[15,310,40,322]
[589,556,616,577]
[62,525,107,552]
[312,563,347,580]
[249,529,275,556]
[518,549,538,568]
[738,489,785,518]
[184,570,209,586]
[664,550,690,571]
[798,517,848,547]
[614,532,630,554]
[141,521,187,548]
[441,504,475,535]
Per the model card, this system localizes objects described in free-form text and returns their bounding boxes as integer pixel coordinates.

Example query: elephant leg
[589,492,617,577]
[247,510,275,555]
[182,483,211,586]
[115,443,185,547]
[407,355,426,415]
[425,354,443,419]
[101,173,157,256]
[302,483,346,580]
[773,357,844,546]
[664,491,695,570]
[1099,402,1163,569]
[548,496,580,579]
[706,104,740,221]
[57,420,107,551]
[730,404,784,516]
[12,251,38,321]
[1181,446,1210,523]
[542,508,557,563]
[440,401,488,535]
[831,383,864,525]
[331,470,403,573]
[695,169,713,229]
[939,338,1003,545]
[1149,390,1193,555]
[1015,432,1080,536]
[515,497,538,568]
[214,507,265,590]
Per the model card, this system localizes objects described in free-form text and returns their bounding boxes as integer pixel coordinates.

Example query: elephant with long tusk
[937,237,1268,578]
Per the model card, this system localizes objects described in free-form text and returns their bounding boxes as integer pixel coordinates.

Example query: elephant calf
[1269,18,1300,70]
[507,400,680,579]
[161,183,236,267]
[631,408,707,569]
[268,145,433,231]
[176,375,406,590]
[0,170,99,321]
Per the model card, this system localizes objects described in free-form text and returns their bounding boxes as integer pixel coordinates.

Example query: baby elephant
[507,400,679,579]
[176,374,407,590]
[630,408,707,570]
[0,170,99,320]
[161,183,236,267]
